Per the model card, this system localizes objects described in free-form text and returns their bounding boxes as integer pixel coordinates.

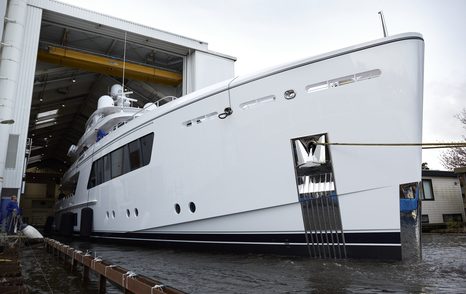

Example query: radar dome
[144,103,157,111]
[98,95,114,109]
[110,84,123,98]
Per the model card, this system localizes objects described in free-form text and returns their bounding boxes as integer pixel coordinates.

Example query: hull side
[56,34,424,260]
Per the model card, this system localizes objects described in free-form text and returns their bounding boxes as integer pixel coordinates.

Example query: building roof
[422,170,457,178]
[454,167,466,174]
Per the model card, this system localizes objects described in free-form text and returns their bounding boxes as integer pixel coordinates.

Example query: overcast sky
[59,0,466,170]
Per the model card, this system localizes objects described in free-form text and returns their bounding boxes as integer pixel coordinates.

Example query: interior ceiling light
[35,117,56,125]
[37,109,58,119]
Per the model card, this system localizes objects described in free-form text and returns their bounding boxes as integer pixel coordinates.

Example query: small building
[421,170,465,225]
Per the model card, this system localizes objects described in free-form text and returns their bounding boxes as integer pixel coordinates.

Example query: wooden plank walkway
[44,238,185,294]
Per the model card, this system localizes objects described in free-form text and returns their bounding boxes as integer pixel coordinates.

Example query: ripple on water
[19,234,466,293]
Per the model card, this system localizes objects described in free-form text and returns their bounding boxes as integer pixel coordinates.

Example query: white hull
[56,33,424,259]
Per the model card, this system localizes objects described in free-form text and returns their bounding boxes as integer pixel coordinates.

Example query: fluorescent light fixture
[35,117,56,125]
[37,109,58,119]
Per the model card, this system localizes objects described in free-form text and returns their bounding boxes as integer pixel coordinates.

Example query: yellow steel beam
[37,46,182,86]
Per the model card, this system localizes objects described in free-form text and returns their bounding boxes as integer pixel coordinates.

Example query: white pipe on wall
[0,0,7,42]
[0,0,27,194]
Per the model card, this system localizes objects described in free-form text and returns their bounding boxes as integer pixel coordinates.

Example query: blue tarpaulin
[96,129,108,142]
[400,185,419,212]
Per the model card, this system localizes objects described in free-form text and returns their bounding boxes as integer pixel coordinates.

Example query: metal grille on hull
[299,173,346,258]
[291,134,346,258]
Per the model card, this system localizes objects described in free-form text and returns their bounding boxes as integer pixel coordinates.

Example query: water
[21,234,466,293]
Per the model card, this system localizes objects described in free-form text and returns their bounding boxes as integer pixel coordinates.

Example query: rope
[104,264,116,276]
[312,141,466,149]
[83,250,92,263]
[91,257,102,269]
[151,284,165,294]
[122,271,138,288]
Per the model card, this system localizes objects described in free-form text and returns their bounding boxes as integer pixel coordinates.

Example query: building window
[442,214,463,223]
[421,215,429,224]
[421,179,434,200]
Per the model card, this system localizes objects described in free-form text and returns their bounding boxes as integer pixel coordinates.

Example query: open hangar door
[22,13,185,226]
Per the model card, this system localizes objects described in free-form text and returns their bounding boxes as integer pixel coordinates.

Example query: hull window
[111,147,124,178]
[87,132,154,189]
[128,140,142,170]
[62,172,80,198]
[140,134,154,165]
[305,69,381,93]
[183,112,218,127]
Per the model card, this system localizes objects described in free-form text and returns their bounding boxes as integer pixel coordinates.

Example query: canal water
[21,234,466,293]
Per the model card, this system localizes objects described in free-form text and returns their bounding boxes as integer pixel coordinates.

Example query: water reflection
[21,234,466,293]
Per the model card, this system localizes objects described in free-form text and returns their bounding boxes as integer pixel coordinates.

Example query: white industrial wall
[186,51,235,92]
[3,5,42,192]
[0,0,7,42]
[422,176,466,223]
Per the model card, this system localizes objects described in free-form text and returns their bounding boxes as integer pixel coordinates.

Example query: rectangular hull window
[87,133,154,189]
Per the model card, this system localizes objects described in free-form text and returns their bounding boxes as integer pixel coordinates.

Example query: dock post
[83,265,89,282]
[71,255,77,272]
[98,274,106,293]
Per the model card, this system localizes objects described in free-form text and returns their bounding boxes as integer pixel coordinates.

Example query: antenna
[122,31,127,95]
[119,32,134,107]
[378,11,389,37]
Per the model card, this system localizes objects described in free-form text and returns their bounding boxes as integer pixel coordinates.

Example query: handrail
[130,95,178,120]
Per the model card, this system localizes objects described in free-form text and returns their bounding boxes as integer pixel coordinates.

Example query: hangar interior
[0,0,235,227]
[31,12,184,171]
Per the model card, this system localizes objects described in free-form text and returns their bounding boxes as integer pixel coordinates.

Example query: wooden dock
[0,235,28,293]
[44,238,185,294]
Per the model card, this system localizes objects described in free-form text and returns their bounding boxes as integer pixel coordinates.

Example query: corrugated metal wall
[3,5,42,189]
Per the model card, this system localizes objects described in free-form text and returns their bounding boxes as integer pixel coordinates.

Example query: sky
[58,0,466,170]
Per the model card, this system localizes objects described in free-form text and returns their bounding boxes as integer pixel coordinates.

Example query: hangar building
[0,0,235,225]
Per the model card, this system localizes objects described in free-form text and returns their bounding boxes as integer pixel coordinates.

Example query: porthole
[112,210,115,218]
[106,211,109,219]
[175,203,181,214]
[284,89,296,99]
[126,209,130,217]
[134,208,139,217]
[189,202,196,213]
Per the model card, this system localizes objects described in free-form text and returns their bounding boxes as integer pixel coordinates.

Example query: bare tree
[440,108,466,170]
